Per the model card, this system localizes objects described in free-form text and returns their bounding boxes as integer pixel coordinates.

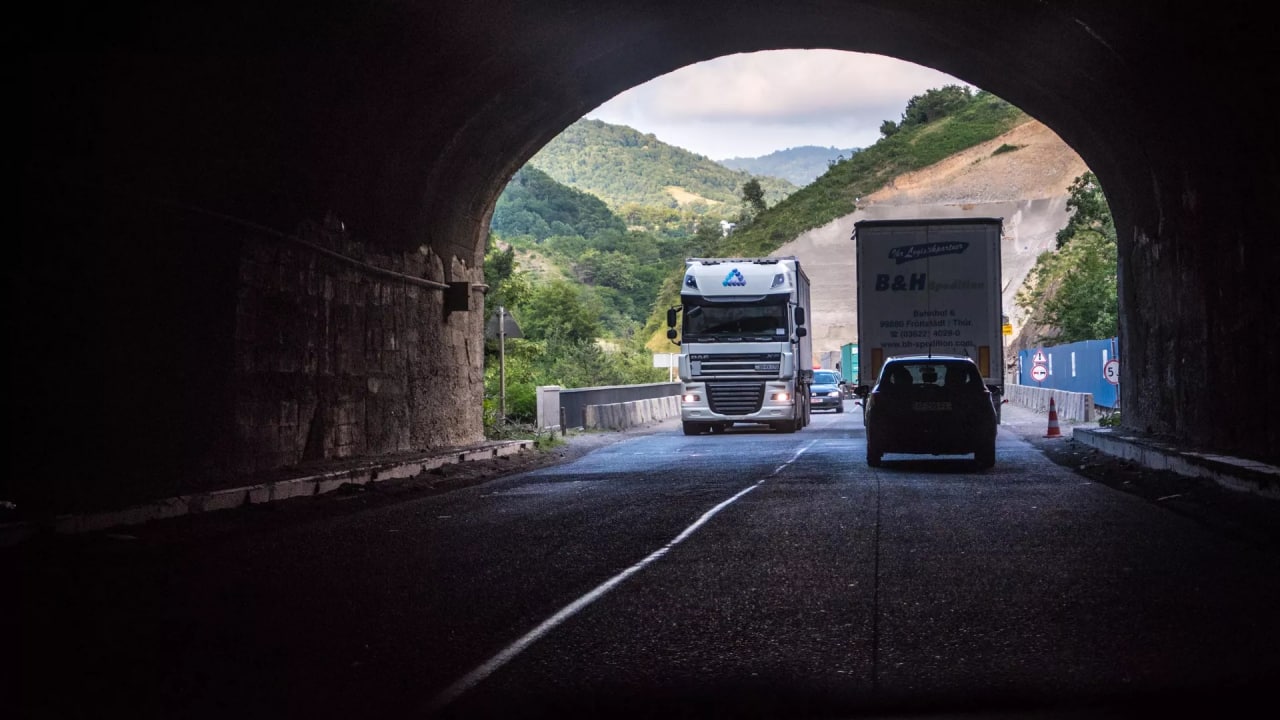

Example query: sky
[584,49,969,161]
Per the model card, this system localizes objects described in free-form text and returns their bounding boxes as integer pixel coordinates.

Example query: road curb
[1073,427,1280,500]
[0,439,536,548]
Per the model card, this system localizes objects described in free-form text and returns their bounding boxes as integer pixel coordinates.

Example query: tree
[1039,230,1118,341]
[482,234,531,321]
[741,179,767,216]
[1055,171,1115,248]
[899,85,974,129]
[517,278,603,344]
[541,338,622,389]
[1015,172,1118,344]
[689,218,725,257]
[483,338,543,425]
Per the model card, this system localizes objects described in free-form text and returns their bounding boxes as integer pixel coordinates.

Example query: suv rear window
[879,362,983,394]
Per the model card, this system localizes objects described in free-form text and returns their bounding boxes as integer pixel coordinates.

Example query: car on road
[810,369,845,413]
[857,355,998,468]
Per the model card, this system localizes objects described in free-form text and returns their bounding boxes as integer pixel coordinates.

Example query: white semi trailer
[853,217,1006,416]
[666,256,813,435]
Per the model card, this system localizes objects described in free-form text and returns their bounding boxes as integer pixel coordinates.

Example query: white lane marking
[426,440,816,714]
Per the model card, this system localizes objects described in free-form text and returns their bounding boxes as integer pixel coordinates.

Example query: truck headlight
[771,392,790,402]
[682,393,700,403]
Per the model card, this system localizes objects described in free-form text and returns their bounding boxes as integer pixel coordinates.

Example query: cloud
[584,50,968,160]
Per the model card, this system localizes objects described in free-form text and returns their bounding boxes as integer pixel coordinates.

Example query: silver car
[809,369,845,413]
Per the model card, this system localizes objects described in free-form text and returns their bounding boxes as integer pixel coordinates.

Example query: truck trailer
[840,342,859,390]
[853,218,1005,415]
[667,256,813,435]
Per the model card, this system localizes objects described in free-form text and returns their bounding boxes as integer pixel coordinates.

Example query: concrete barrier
[1003,384,1094,422]
[538,382,682,430]
[583,395,681,431]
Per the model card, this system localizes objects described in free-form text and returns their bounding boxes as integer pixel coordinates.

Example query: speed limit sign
[1104,359,1120,385]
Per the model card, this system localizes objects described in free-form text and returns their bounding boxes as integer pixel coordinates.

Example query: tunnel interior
[14,2,1278,511]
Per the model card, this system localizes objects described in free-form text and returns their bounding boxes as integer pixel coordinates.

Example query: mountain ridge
[719,145,860,186]
[528,118,797,212]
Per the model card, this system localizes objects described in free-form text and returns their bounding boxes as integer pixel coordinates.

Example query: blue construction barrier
[1016,337,1120,409]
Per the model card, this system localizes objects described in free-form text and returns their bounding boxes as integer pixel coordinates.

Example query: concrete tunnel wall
[13,2,1279,511]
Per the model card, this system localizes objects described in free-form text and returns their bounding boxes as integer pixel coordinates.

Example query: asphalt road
[10,409,1280,719]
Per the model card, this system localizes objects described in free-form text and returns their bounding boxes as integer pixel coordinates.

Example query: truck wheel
[975,438,996,469]
[682,422,704,436]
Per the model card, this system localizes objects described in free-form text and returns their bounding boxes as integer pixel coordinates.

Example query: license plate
[912,401,952,411]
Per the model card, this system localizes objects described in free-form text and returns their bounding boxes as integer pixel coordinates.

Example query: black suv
[856,355,998,469]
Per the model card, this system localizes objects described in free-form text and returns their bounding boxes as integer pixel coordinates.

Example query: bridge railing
[535,379,1096,429]
[537,382,683,432]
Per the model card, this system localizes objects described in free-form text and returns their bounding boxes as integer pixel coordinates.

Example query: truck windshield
[683,301,788,340]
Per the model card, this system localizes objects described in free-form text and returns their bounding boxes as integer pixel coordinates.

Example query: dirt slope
[773,118,1089,364]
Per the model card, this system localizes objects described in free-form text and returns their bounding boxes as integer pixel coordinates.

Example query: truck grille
[691,353,782,378]
[708,382,765,415]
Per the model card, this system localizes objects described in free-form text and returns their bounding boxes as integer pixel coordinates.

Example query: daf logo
[723,269,746,287]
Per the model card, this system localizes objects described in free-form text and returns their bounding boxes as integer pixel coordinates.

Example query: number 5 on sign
[1104,359,1120,385]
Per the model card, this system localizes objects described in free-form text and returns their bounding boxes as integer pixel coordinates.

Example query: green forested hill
[719,145,860,186]
[488,162,695,339]
[491,166,626,241]
[529,119,796,214]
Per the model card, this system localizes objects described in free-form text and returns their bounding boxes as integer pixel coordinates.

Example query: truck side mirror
[795,327,807,338]
[666,328,678,340]
[794,307,806,326]
[666,307,679,328]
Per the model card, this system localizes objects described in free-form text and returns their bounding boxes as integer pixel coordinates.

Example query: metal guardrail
[537,382,682,430]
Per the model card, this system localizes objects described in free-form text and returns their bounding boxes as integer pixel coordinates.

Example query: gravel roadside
[1000,403,1280,550]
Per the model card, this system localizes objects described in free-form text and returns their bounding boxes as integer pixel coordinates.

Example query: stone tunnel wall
[232,224,485,476]
[9,191,488,515]
[1120,182,1280,467]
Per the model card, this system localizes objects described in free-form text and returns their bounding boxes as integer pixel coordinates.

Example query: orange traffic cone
[1044,396,1062,438]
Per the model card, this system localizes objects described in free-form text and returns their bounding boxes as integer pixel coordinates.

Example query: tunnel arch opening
[426,5,1272,464]
[486,47,1104,381]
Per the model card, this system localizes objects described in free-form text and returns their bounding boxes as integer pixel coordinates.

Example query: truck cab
[667,257,812,435]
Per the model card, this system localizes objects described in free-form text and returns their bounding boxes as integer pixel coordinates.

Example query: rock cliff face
[774,119,1089,368]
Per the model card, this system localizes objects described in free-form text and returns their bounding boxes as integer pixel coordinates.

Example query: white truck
[853,218,1005,415]
[666,256,813,435]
